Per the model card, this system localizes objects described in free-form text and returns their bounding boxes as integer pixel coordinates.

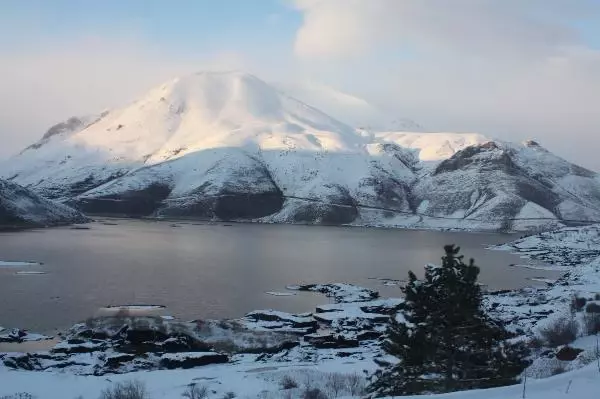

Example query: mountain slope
[275,80,425,131]
[4,71,361,199]
[0,179,87,228]
[413,140,600,231]
[3,71,600,231]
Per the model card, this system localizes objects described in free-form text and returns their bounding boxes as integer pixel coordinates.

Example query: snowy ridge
[3,71,600,231]
[373,131,489,162]
[0,178,86,227]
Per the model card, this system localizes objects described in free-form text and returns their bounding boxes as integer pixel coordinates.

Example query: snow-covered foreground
[0,351,598,398]
[3,225,600,398]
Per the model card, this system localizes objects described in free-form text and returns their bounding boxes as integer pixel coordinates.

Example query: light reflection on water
[0,220,560,333]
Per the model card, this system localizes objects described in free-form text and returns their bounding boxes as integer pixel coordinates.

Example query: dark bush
[539,317,578,347]
[302,388,328,399]
[595,293,600,301]
[280,375,298,390]
[585,313,600,335]
[570,296,587,312]
[528,336,544,349]
[585,302,600,313]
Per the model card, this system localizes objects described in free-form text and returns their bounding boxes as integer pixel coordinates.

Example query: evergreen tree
[369,245,530,396]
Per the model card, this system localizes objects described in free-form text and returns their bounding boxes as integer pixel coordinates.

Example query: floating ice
[0,260,43,268]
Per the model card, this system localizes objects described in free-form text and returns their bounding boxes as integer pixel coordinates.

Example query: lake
[0,220,559,333]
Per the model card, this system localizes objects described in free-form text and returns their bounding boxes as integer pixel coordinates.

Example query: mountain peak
[523,139,543,148]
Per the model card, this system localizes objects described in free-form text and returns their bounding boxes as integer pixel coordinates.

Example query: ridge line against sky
[0,0,599,170]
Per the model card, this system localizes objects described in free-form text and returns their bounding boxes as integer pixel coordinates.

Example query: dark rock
[359,303,402,315]
[160,335,212,353]
[0,328,27,343]
[555,346,583,361]
[126,328,169,344]
[434,142,508,175]
[356,330,383,341]
[52,342,105,354]
[291,283,379,303]
[77,329,110,340]
[244,311,318,330]
[288,186,359,225]
[157,157,284,220]
[159,352,229,369]
[3,354,42,371]
[77,183,172,216]
[304,333,359,349]
[105,353,136,369]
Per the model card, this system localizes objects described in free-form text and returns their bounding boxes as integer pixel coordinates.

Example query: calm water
[0,220,559,333]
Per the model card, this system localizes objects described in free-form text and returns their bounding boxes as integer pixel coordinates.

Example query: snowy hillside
[373,132,488,162]
[3,71,600,231]
[413,140,600,231]
[0,179,87,228]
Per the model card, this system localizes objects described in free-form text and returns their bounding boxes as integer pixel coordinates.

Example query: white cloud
[292,0,600,170]
[293,0,589,59]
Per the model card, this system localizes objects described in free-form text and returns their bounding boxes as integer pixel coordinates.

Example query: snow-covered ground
[1,359,598,399]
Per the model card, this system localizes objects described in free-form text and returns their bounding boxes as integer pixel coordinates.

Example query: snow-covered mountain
[0,179,86,228]
[3,71,600,231]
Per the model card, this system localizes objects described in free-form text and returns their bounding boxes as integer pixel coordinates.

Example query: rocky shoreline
[0,284,402,376]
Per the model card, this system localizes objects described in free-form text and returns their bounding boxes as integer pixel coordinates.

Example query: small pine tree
[369,245,530,396]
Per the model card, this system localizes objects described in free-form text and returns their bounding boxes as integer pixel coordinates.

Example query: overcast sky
[1,0,599,170]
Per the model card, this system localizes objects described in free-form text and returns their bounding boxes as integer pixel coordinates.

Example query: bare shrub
[595,293,600,301]
[182,383,209,399]
[303,373,316,390]
[570,296,587,312]
[325,373,345,398]
[222,393,236,399]
[584,312,600,335]
[280,391,294,399]
[100,380,148,399]
[345,373,367,396]
[280,375,298,390]
[302,388,328,399]
[539,317,578,347]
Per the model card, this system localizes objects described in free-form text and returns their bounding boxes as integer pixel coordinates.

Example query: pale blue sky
[0,1,299,55]
[1,0,600,169]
